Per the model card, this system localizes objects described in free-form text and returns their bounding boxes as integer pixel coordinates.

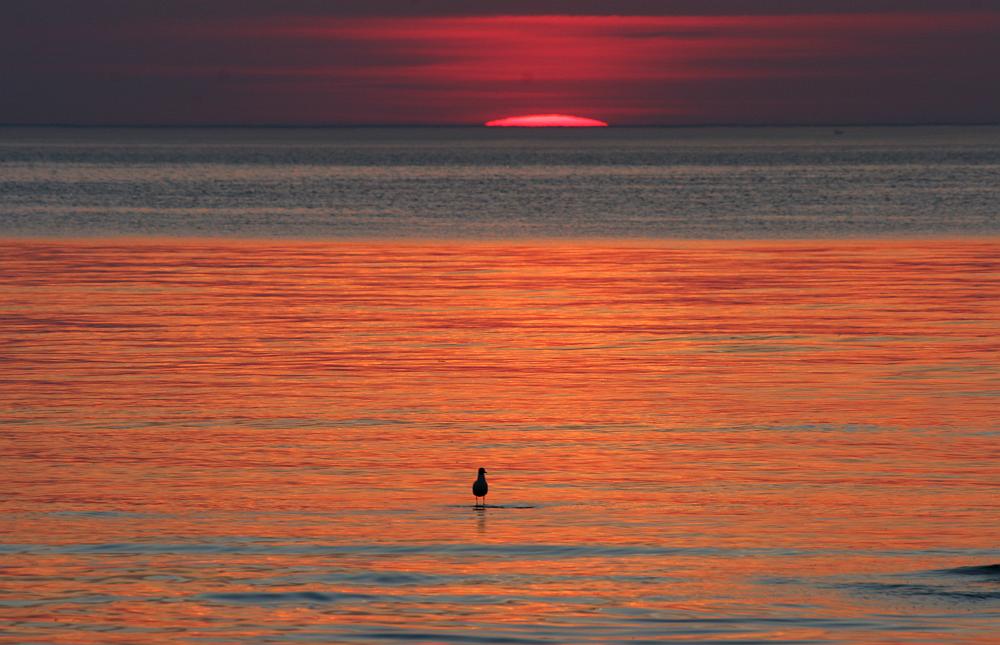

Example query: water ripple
[0,541,803,558]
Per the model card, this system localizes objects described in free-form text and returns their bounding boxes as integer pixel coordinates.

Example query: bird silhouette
[472,467,488,507]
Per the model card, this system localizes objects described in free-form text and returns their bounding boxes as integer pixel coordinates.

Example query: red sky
[2,1,999,125]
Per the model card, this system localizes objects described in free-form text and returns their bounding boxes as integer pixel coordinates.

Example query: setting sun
[485,114,608,127]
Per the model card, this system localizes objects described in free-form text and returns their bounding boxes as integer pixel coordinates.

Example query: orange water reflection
[1,238,997,642]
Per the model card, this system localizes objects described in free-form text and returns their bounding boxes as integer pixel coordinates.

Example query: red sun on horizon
[484,114,609,127]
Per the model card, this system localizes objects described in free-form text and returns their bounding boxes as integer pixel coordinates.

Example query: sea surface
[1,127,999,643]
[1,125,999,239]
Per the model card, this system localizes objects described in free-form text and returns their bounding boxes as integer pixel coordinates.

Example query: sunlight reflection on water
[1,238,998,643]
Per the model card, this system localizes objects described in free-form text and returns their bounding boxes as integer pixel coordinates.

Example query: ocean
[1,125,999,239]
[1,126,998,643]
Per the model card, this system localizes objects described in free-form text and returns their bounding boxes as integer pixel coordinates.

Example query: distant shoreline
[2,122,999,130]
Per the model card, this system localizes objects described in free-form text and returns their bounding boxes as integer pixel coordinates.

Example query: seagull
[472,467,488,507]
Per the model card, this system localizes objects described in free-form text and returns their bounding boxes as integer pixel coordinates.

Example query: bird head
[478,467,487,475]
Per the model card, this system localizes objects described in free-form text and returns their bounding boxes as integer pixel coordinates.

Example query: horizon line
[2,121,999,129]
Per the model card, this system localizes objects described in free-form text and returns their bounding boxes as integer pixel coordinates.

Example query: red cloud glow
[5,9,999,125]
[225,12,1000,125]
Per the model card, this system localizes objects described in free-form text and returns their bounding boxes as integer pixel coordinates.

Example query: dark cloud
[6,0,999,21]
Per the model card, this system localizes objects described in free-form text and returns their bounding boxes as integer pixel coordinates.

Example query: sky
[2,0,999,126]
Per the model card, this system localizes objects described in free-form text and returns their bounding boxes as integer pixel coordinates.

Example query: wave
[846,582,1000,602]
[838,563,1000,604]
[940,564,1000,578]
[199,591,375,605]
